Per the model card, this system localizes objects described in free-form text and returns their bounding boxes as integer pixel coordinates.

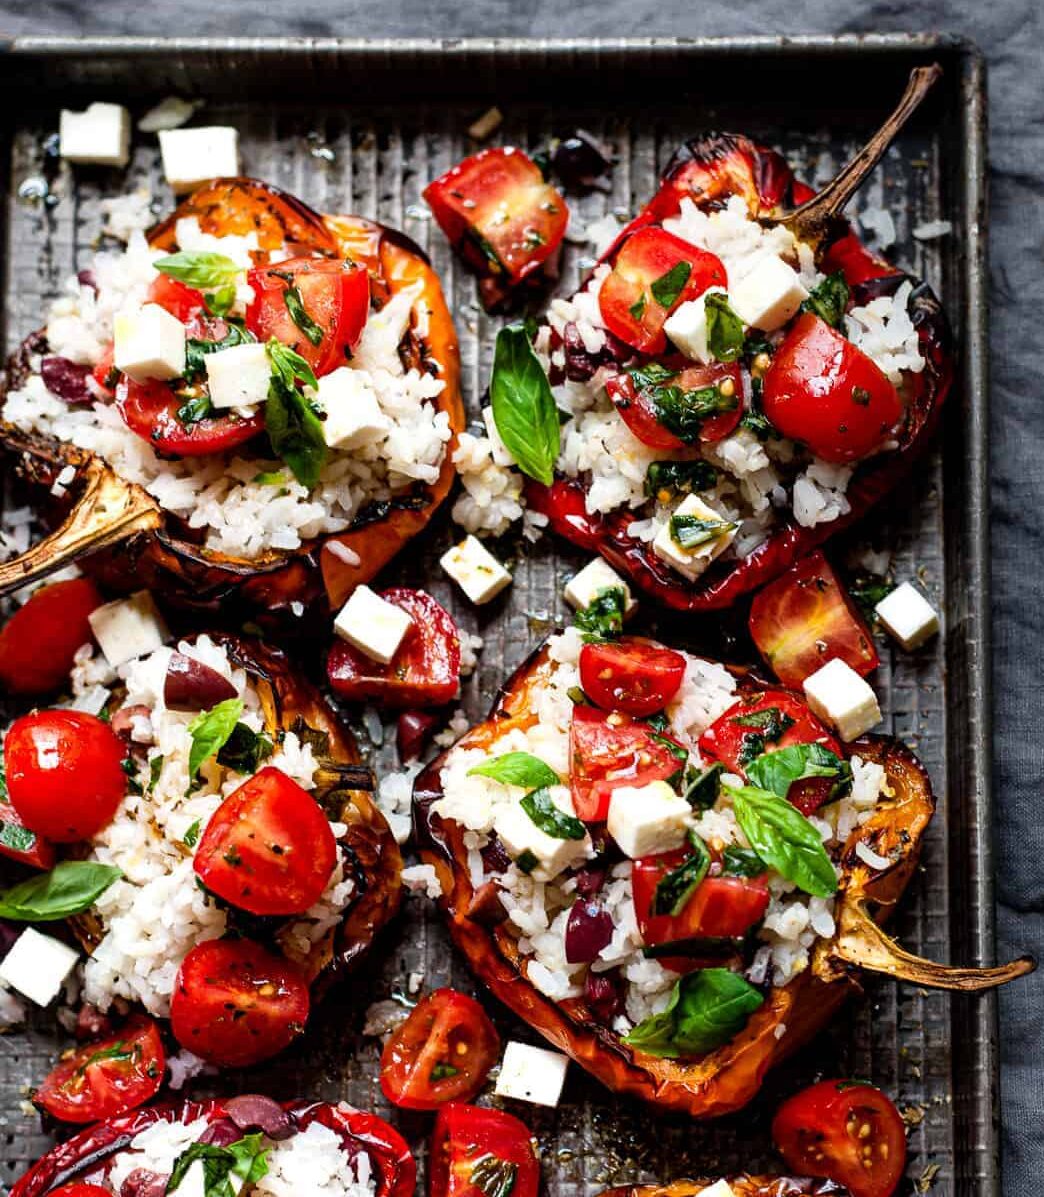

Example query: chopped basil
[574,586,626,643]
[203,284,237,319]
[520,787,586,840]
[730,706,795,766]
[705,292,745,362]
[0,861,121,921]
[727,784,838,897]
[645,459,717,502]
[217,723,274,775]
[629,292,648,321]
[850,576,895,623]
[801,271,850,328]
[622,967,764,1058]
[852,386,871,406]
[430,1062,460,1081]
[187,698,245,779]
[183,819,202,849]
[490,320,560,486]
[740,408,776,440]
[641,373,738,444]
[684,762,723,810]
[651,833,710,916]
[566,685,592,706]
[650,261,692,310]
[147,755,165,795]
[669,513,737,551]
[721,845,765,878]
[167,1131,269,1197]
[265,339,327,489]
[0,822,37,855]
[283,285,325,347]
[183,323,256,383]
[469,1154,519,1197]
[745,743,852,805]
[154,250,241,292]
[469,752,560,789]
[176,392,214,426]
[252,470,288,486]
[742,329,775,365]
[516,849,539,874]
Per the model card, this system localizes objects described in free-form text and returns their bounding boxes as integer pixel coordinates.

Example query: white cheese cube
[875,582,940,651]
[333,585,413,664]
[313,368,390,450]
[662,286,726,364]
[607,780,691,859]
[652,494,736,583]
[563,558,636,615]
[59,103,130,167]
[440,535,512,605]
[730,257,808,332]
[205,341,272,410]
[803,658,882,742]
[159,126,240,194]
[0,928,79,1007]
[492,785,591,882]
[481,405,516,467]
[113,303,186,382]
[495,1041,570,1107]
[697,1184,737,1197]
[88,591,170,668]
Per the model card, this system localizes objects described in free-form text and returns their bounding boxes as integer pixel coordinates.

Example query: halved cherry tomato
[246,256,370,376]
[0,801,55,869]
[380,988,499,1110]
[598,227,727,354]
[607,360,742,449]
[424,147,568,285]
[147,273,207,322]
[91,347,116,396]
[569,705,686,822]
[193,766,337,917]
[761,312,903,463]
[0,578,103,696]
[50,1186,112,1197]
[4,710,126,842]
[749,551,878,688]
[327,588,461,709]
[772,1080,907,1197]
[579,638,686,717]
[170,938,310,1067]
[116,375,266,457]
[33,1017,165,1123]
[429,1104,540,1197]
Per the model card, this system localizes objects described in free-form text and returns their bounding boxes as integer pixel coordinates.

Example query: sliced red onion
[584,968,624,1025]
[397,710,440,763]
[562,323,630,383]
[480,836,512,874]
[110,705,151,743]
[120,1169,169,1197]
[224,1094,295,1140]
[164,653,238,711]
[197,1118,243,1147]
[565,899,614,964]
[465,880,508,927]
[74,1003,113,1042]
[41,356,93,404]
[572,866,606,899]
[77,268,98,293]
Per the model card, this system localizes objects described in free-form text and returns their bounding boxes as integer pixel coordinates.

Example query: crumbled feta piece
[59,103,130,167]
[333,585,413,664]
[313,368,390,450]
[440,535,512,605]
[662,286,726,364]
[113,303,186,382]
[88,591,170,668]
[495,1041,570,1106]
[0,929,79,1007]
[652,493,736,582]
[205,341,272,409]
[493,786,591,882]
[563,558,637,615]
[159,126,239,194]
[730,257,808,332]
[803,658,882,741]
[607,779,691,858]
[874,582,940,651]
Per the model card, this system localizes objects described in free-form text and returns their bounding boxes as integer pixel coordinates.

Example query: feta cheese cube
[662,286,726,364]
[481,405,516,467]
[0,928,79,1007]
[333,585,413,664]
[495,1041,570,1107]
[563,558,637,615]
[113,303,186,383]
[492,785,591,882]
[803,658,882,741]
[59,103,130,167]
[730,257,808,332]
[875,582,940,650]
[313,368,390,450]
[159,126,240,194]
[652,494,737,582]
[440,535,512,605]
[205,341,272,410]
[607,780,691,859]
[88,591,170,668]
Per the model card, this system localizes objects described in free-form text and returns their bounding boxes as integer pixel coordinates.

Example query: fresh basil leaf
[217,723,274,775]
[645,460,718,502]
[801,271,849,329]
[849,576,894,624]
[167,1131,269,1197]
[629,292,647,321]
[574,586,625,643]
[728,784,838,897]
[705,292,745,362]
[284,285,325,347]
[0,822,38,855]
[184,323,256,383]
[651,833,710,916]
[204,284,237,319]
[122,757,144,796]
[745,743,852,804]
[154,251,241,291]
[469,752,560,789]
[516,849,539,874]
[265,339,327,489]
[650,261,692,310]
[0,861,121,921]
[623,967,763,1058]
[266,338,319,392]
[176,392,214,426]
[520,787,586,840]
[469,1154,519,1197]
[183,819,202,849]
[646,379,738,444]
[147,755,165,796]
[721,845,766,877]
[187,698,244,779]
[630,362,676,389]
[740,409,776,440]
[684,762,723,809]
[490,321,560,486]
[669,513,738,550]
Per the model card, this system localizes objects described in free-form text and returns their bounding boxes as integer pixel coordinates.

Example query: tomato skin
[772,1080,907,1197]
[579,639,686,717]
[761,312,903,463]
[607,360,743,449]
[633,851,769,948]
[4,710,126,843]
[147,273,206,322]
[0,578,103,696]
[170,938,310,1067]
[380,988,500,1110]
[116,374,266,457]
[50,1187,112,1197]
[429,1104,540,1197]
[749,551,879,688]
[699,689,841,773]
[0,800,55,869]
[327,588,461,709]
[33,1018,165,1124]
[193,766,337,917]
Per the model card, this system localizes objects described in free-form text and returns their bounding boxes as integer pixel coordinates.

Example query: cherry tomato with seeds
[607,360,743,450]
[429,1104,540,1197]
[147,273,207,323]
[116,374,266,458]
[0,578,104,696]
[579,638,687,717]
[0,800,55,870]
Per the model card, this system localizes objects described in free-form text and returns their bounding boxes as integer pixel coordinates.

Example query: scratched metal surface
[0,36,993,1197]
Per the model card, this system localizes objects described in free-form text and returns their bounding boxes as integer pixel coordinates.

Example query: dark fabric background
[2,2,1041,1190]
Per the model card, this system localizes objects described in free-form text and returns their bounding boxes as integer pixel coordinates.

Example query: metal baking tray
[0,33,993,1197]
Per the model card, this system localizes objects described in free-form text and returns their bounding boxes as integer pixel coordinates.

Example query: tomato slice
[4,710,126,842]
[423,147,568,285]
[598,228,727,355]
[115,374,266,458]
[749,551,879,688]
[0,800,55,869]
[761,312,903,463]
[429,1104,540,1197]
[569,705,686,822]
[170,938,310,1067]
[0,578,103,696]
[33,1017,165,1124]
[608,360,743,449]
[380,988,500,1110]
[147,273,207,322]
[579,638,686,718]
[50,1186,112,1197]
[193,766,337,917]
[772,1080,907,1197]
[245,256,370,376]
[327,588,461,709]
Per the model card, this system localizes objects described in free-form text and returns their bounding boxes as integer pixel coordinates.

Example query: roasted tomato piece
[245,256,370,376]
[4,710,126,842]
[607,360,742,449]
[170,938,310,1067]
[116,375,266,457]
[569,704,686,822]
[424,147,568,285]
[772,1080,907,1197]
[193,766,337,917]
[0,578,103,696]
[0,801,55,869]
[579,638,686,717]
[327,588,461,709]
[749,551,879,687]
[598,227,727,354]
[33,1017,165,1123]
[51,1186,113,1197]
[147,273,207,322]
[761,312,903,463]
[380,988,500,1110]
[429,1103,540,1197]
